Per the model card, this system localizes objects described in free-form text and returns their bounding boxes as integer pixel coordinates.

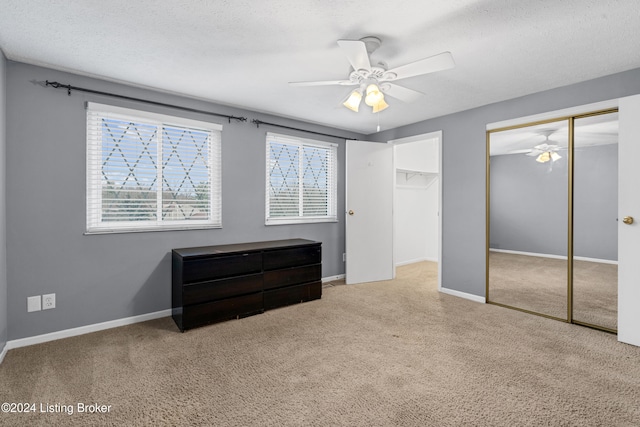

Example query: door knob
[348,210,354,216]
[623,216,634,225]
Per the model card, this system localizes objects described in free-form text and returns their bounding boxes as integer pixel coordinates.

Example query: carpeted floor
[1,261,639,426]
[488,251,617,330]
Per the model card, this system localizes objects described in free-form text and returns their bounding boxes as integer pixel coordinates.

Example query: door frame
[389,131,443,289]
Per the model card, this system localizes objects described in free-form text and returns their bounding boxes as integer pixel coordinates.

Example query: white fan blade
[289,80,355,87]
[337,40,371,72]
[509,149,537,155]
[526,150,542,156]
[533,143,561,151]
[385,51,455,80]
[381,83,424,102]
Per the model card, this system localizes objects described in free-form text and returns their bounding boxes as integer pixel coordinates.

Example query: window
[86,102,222,233]
[265,132,338,225]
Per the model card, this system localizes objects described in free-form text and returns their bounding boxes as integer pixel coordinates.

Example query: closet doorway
[486,108,619,333]
[392,132,442,287]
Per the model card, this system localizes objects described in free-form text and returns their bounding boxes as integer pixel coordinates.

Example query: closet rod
[44,80,247,123]
[252,119,357,140]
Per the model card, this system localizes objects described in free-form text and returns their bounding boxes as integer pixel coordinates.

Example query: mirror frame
[486,108,618,333]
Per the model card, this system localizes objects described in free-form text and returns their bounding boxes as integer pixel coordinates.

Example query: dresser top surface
[172,238,320,258]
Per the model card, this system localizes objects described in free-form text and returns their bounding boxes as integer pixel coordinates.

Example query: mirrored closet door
[487,110,619,332]
[572,112,618,332]
[487,119,569,320]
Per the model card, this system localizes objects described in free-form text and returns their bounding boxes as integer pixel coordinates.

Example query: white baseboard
[396,258,425,267]
[438,286,486,303]
[6,309,172,351]
[3,275,348,356]
[395,257,437,267]
[322,274,345,283]
[574,256,618,265]
[490,248,566,260]
[490,248,617,265]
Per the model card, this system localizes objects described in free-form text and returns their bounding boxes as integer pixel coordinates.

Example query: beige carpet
[1,262,639,426]
[489,252,617,330]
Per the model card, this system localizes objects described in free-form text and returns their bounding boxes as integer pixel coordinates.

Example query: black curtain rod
[45,80,247,123]
[252,119,356,140]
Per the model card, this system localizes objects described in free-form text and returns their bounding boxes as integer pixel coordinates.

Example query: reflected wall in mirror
[488,120,569,320]
[572,112,618,331]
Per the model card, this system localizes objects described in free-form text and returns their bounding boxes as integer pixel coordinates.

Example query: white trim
[5,309,171,351]
[489,248,618,264]
[322,274,345,283]
[575,256,618,265]
[486,99,618,131]
[490,248,566,260]
[265,217,338,226]
[84,224,223,235]
[0,344,7,365]
[395,257,437,267]
[439,287,486,303]
[86,102,223,131]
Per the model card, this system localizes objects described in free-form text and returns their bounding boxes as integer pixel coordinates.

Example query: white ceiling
[1,0,639,134]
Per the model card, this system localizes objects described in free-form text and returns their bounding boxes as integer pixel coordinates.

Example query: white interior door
[345,140,394,284]
[618,94,640,346]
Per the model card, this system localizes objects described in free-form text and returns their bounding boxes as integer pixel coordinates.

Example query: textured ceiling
[1,0,639,134]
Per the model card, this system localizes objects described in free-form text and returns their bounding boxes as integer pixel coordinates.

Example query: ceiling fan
[524,131,565,164]
[288,36,455,113]
[526,143,563,163]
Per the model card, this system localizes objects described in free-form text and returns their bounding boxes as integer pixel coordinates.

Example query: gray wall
[489,152,569,257]
[489,143,618,260]
[0,52,7,353]
[371,67,640,296]
[574,143,618,261]
[6,61,363,340]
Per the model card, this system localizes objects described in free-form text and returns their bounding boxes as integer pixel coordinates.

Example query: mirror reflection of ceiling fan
[524,131,564,163]
[288,36,455,113]
[526,143,563,163]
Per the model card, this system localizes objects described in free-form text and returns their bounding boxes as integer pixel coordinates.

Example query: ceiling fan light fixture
[536,151,552,163]
[550,152,562,162]
[371,97,389,113]
[343,89,362,112]
[364,84,384,106]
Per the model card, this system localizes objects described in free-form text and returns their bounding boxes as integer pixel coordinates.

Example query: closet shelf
[396,168,438,190]
[396,168,438,181]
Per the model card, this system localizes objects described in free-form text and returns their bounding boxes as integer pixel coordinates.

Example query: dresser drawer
[263,264,321,290]
[183,273,263,305]
[263,245,321,270]
[264,281,322,310]
[182,252,262,284]
[182,293,264,330]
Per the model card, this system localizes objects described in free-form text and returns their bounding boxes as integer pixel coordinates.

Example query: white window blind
[265,132,338,225]
[86,102,222,233]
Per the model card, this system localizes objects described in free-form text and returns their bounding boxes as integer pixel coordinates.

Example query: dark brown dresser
[172,239,322,331]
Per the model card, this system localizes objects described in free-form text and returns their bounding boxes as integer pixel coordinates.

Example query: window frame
[265,132,338,226]
[86,102,222,234]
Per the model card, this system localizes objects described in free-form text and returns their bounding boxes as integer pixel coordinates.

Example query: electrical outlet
[27,296,41,312]
[43,293,56,310]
